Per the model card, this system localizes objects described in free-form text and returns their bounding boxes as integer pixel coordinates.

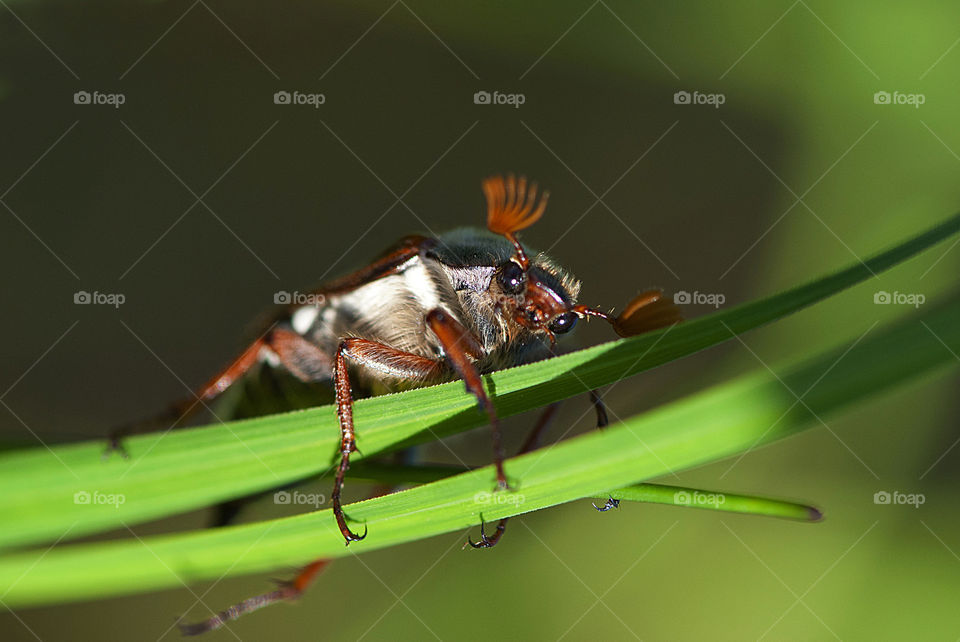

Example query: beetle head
[483,175,577,343]
[483,174,682,344]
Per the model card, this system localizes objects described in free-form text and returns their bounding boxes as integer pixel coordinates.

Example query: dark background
[2,1,959,640]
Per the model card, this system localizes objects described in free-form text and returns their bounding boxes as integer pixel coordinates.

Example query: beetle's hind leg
[103,327,335,459]
[178,558,330,636]
[102,334,275,459]
[179,473,405,635]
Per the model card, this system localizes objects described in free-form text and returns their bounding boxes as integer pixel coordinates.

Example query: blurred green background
[2,1,959,640]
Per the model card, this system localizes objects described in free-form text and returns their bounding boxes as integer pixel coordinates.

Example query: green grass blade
[593,485,822,522]
[350,463,822,521]
[0,286,958,608]
[0,212,957,552]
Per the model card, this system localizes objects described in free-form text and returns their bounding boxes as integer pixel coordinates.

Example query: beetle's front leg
[331,339,443,544]
[424,309,511,490]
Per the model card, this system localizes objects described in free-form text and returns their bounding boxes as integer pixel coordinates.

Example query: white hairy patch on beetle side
[402,260,441,312]
[444,265,496,293]
[290,305,320,334]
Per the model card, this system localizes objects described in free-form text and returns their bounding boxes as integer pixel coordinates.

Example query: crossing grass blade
[1,283,958,607]
[0,213,958,607]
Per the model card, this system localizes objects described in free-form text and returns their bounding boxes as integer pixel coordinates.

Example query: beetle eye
[497,261,526,295]
[549,312,578,334]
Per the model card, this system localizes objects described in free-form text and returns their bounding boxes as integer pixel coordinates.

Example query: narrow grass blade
[0,213,956,551]
[0,286,957,607]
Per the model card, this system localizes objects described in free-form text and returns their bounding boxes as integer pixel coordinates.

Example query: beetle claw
[593,496,620,512]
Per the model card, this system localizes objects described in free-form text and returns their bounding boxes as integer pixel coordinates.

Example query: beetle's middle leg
[468,401,561,549]
[589,389,609,428]
[467,388,608,549]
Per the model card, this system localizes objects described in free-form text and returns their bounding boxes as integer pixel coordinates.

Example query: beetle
[108,175,681,634]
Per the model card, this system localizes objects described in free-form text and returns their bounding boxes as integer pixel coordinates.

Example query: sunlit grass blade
[0,285,957,608]
[0,213,956,552]
[351,463,822,521]
[592,485,822,522]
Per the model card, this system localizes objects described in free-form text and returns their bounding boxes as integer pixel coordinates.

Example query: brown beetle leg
[178,559,330,636]
[589,389,609,428]
[103,327,335,459]
[467,402,561,549]
[180,475,403,634]
[103,336,268,458]
[332,338,444,544]
[592,496,621,512]
[468,515,508,549]
[105,237,439,459]
[424,308,511,489]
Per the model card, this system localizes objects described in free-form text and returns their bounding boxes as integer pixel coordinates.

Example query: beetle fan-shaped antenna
[483,174,549,267]
[611,290,684,337]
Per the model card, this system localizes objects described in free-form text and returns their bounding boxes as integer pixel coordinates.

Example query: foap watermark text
[474,490,525,507]
[274,90,325,108]
[873,91,925,108]
[74,290,125,308]
[74,90,125,108]
[275,290,325,306]
[874,290,924,308]
[274,490,326,508]
[674,290,725,308]
[474,90,525,108]
[674,490,726,507]
[674,90,725,108]
[74,490,126,508]
[874,490,925,508]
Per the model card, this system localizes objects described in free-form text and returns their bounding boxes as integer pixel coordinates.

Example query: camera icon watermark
[74,490,126,508]
[74,290,126,308]
[673,290,725,308]
[873,90,925,108]
[489,291,526,308]
[674,490,725,507]
[473,90,525,108]
[873,490,925,508]
[673,90,725,108]
[474,490,525,507]
[273,90,325,108]
[873,290,924,308]
[274,290,325,306]
[73,90,125,108]
[274,490,326,508]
